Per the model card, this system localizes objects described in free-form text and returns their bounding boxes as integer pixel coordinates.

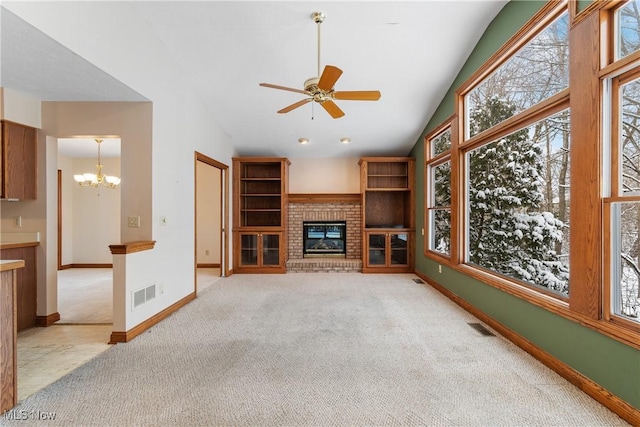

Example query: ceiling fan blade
[260,83,308,95]
[333,90,381,101]
[317,65,343,91]
[320,100,345,119]
[277,98,312,114]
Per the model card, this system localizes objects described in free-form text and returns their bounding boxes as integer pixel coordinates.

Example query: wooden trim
[570,11,602,319]
[109,240,156,255]
[197,263,220,268]
[67,263,112,268]
[58,264,72,270]
[414,270,640,426]
[0,242,39,250]
[35,312,60,327]
[57,169,62,270]
[109,292,196,344]
[195,151,230,278]
[288,193,362,204]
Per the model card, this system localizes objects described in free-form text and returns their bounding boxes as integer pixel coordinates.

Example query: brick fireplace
[287,194,362,272]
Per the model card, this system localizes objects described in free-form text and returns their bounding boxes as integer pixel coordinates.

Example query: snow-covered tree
[467,96,569,293]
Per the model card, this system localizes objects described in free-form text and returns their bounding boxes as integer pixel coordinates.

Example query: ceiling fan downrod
[312,11,325,77]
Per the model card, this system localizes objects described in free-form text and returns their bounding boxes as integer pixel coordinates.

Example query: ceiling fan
[259,11,381,119]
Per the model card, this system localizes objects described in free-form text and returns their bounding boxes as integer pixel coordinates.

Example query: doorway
[195,152,229,294]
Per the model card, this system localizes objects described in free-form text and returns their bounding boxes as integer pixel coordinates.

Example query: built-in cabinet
[359,157,415,273]
[1,120,37,200]
[232,157,289,273]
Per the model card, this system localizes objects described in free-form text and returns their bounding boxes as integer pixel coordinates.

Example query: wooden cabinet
[359,157,415,273]
[0,260,23,413]
[235,231,284,271]
[0,245,37,331]
[1,120,37,200]
[365,231,411,270]
[232,157,289,273]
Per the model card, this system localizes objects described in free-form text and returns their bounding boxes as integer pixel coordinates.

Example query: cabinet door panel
[239,234,258,266]
[390,233,409,266]
[262,234,280,266]
[368,233,387,266]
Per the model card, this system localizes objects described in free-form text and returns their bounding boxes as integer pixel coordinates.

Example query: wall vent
[468,322,495,336]
[132,284,156,309]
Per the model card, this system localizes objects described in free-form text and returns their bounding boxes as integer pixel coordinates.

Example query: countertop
[0,259,25,271]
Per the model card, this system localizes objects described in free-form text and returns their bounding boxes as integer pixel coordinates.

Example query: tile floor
[16,268,221,401]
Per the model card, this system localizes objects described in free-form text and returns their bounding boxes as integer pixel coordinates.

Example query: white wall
[5,2,236,331]
[1,87,41,128]
[58,155,74,266]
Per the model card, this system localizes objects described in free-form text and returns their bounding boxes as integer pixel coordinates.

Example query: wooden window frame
[602,1,640,332]
[424,118,454,263]
[421,0,640,349]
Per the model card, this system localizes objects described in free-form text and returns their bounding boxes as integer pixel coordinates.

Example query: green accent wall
[410,0,640,412]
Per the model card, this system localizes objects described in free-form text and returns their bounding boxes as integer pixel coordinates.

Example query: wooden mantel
[288,193,361,204]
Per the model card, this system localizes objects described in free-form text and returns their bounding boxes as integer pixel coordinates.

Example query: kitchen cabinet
[0,245,37,331]
[1,120,37,200]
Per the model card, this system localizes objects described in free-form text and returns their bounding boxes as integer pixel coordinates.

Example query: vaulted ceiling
[1,1,508,158]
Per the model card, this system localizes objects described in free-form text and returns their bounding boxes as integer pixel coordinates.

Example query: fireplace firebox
[303,221,346,257]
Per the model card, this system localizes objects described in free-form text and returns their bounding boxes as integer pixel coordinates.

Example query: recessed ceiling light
[340,137,351,144]
[298,138,309,145]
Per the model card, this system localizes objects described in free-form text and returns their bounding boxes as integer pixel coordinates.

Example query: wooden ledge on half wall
[109,240,156,255]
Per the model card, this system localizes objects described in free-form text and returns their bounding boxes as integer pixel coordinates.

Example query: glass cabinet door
[240,234,258,266]
[368,233,387,266]
[390,233,409,266]
[261,234,280,266]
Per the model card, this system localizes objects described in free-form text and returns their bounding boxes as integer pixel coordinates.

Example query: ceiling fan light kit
[259,11,381,119]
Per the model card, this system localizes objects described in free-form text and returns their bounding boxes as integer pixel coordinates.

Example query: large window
[466,110,570,295]
[465,12,569,139]
[425,124,452,257]
[459,5,570,297]
[605,2,640,325]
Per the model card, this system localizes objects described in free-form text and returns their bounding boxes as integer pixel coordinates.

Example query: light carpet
[2,273,629,426]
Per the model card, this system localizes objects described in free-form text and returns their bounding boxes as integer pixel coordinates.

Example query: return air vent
[133,284,157,309]
[412,278,424,284]
[468,322,495,336]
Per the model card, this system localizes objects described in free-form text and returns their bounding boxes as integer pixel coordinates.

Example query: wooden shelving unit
[359,157,415,273]
[232,157,289,273]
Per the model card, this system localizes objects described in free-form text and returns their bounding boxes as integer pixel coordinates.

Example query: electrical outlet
[159,283,165,295]
[438,264,442,274]
[14,216,22,227]
[421,228,424,236]
[128,216,141,228]
[205,249,210,256]
[160,215,168,226]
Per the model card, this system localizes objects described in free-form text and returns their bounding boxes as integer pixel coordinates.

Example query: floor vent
[412,278,424,284]
[133,284,156,309]
[468,322,495,336]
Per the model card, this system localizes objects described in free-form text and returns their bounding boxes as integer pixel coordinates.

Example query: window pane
[466,108,570,295]
[429,209,451,255]
[466,12,569,138]
[616,0,640,60]
[431,161,451,207]
[431,128,451,157]
[621,75,640,194]
[612,202,640,322]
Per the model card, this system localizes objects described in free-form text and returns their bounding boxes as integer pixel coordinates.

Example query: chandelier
[73,139,121,188]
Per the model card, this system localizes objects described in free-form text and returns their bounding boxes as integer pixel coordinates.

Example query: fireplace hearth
[303,221,346,257]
